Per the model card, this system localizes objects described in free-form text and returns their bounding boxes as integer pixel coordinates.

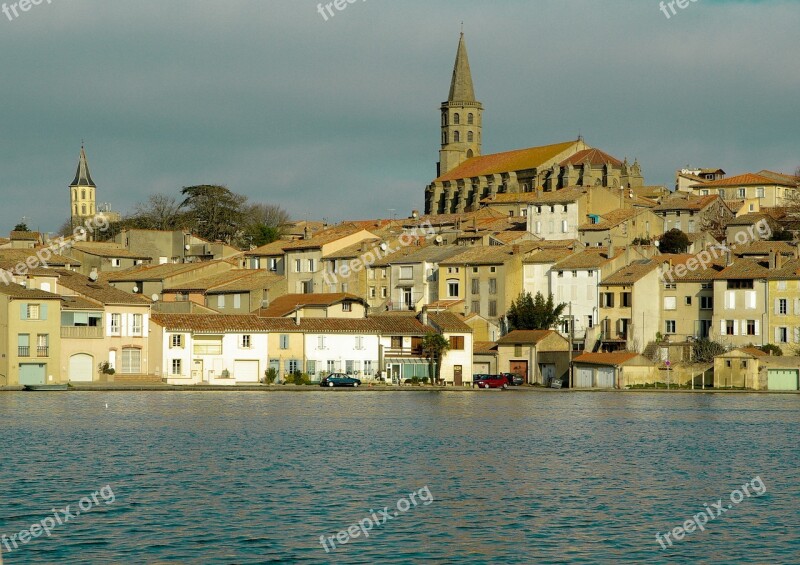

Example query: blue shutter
[20,303,28,320]
[40,304,48,320]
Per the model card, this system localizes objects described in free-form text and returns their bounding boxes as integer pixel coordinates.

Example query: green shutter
[20,303,28,320]
[40,304,48,320]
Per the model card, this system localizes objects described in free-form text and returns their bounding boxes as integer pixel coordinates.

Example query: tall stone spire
[69,144,97,227]
[71,144,96,188]
[448,32,476,103]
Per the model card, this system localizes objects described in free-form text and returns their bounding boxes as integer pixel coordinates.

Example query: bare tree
[132,194,183,231]
[241,203,291,247]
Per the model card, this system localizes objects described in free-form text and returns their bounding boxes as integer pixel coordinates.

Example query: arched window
[74,205,78,215]
[441,112,447,126]
[454,113,460,125]
[468,113,474,125]
[81,204,86,215]
[81,189,85,200]
[442,132,448,145]
[73,189,77,200]
[467,131,474,143]
[467,149,474,158]
[454,131,460,143]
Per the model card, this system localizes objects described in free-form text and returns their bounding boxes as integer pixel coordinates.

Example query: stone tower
[69,145,96,228]
[438,33,482,177]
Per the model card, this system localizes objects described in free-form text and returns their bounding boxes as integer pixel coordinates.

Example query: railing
[61,326,104,339]
[18,346,29,357]
[37,346,49,357]
[385,348,424,357]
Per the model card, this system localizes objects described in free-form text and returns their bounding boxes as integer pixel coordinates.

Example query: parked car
[320,374,362,388]
[472,373,490,385]
[501,372,525,386]
[473,375,508,389]
[549,376,563,389]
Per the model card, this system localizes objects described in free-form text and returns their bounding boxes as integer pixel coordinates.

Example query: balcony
[385,347,424,358]
[37,346,49,357]
[61,326,104,339]
[18,346,29,357]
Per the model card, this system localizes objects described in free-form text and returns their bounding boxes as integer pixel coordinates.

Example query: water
[1,391,798,564]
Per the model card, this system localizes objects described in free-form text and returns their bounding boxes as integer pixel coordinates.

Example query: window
[369,287,376,298]
[287,359,300,374]
[622,293,632,307]
[381,287,388,298]
[400,266,413,280]
[450,336,464,350]
[601,293,614,308]
[777,327,788,343]
[110,313,121,335]
[170,334,183,348]
[561,220,568,233]
[279,335,289,349]
[489,278,497,294]
[467,131,474,143]
[725,320,735,336]
[171,359,183,376]
[453,113,460,124]
[217,295,225,309]
[121,348,141,374]
[233,294,241,309]
[737,188,746,198]
[327,360,336,373]
[471,279,479,294]
[778,299,788,315]
[472,267,479,273]
[317,336,326,350]
[308,259,315,272]
[727,280,754,290]
[746,320,758,336]
[341,283,348,293]
[193,336,222,355]
[364,360,374,375]
[535,221,541,234]
[490,266,496,273]
[391,336,403,349]
[665,321,676,334]
[447,279,459,298]
[131,314,143,336]
[454,131,460,142]
[756,187,765,198]
[685,296,692,306]
[241,335,251,348]
[295,259,301,273]
[355,336,364,350]
[381,269,387,279]
[700,296,713,310]
[587,316,594,328]
[558,271,564,278]
[268,258,278,271]
[467,113,474,125]
[701,283,712,289]
[36,334,49,357]
[111,258,121,267]
[664,283,676,290]
[488,300,497,317]
[342,301,352,312]
[778,280,787,291]
[471,300,480,313]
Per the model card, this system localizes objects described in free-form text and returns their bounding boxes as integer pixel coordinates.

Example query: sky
[1,0,798,233]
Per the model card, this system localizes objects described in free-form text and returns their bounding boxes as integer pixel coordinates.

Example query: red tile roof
[258,293,365,317]
[693,173,796,188]
[496,330,557,345]
[559,148,623,167]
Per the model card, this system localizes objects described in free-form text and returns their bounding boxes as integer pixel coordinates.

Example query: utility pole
[568,302,574,389]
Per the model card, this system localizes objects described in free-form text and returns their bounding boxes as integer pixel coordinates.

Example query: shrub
[692,338,727,363]
[263,368,278,384]
[759,343,783,357]
[98,361,115,375]
[285,372,311,385]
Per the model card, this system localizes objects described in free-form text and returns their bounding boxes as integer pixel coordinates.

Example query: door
[19,364,46,386]
[402,288,412,310]
[768,369,799,391]
[540,364,556,385]
[596,366,615,388]
[575,366,593,388]
[453,365,463,386]
[234,360,259,383]
[509,360,528,383]
[69,354,94,382]
[192,359,204,381]
[391,364,401,383]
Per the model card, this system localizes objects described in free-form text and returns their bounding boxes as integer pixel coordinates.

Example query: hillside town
[2,34,799,392]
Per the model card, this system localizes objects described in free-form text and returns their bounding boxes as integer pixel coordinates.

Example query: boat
[23,384,69,391]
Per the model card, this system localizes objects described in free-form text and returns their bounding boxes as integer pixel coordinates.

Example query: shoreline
[1,385,798,394]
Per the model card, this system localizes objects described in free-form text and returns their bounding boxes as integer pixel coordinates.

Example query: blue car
[320,373,362,388]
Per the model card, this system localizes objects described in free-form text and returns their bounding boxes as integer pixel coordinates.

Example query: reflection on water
[1,392,799,564]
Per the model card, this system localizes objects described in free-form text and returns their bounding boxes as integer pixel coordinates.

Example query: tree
[241,203,291,247]
[13,223,30,232]
[130,194,183,231]
[507,291,567,331]
[691,338,727,363]
[769,228,794,241]
[759,343,783,357]
[659,228,690,254]
[421,332,450,385]
[179,184,248,244]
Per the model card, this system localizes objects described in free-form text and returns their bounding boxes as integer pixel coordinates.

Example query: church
[425,34,645,216]
[68,145,120,230]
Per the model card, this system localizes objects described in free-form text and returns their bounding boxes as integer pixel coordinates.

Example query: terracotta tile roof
[440,242,538,266]
[496,329,557,345]
[653,194,720,212]
[757,170,800,185]
[510,186,589,205]
[428,312,472,333]
[376,245,463,266]
[71,242,151,259]
[489,231,531,244]
[693,172,796,188]
[552,248,621,270]
[473,341,498,354]
[531,239,582,249]
[52,269,152,305]
[282,224,371,251]
[579,209,638,231]
[559,148,623,167]
[208,272,284,294]
[0,282,61,300]
[324,238,383,259]
[164,270,283,293]
[152,314,275,333]
[524,248,577,265]
[573,352,641,365]
[258,293,365,317]
[716,258,771,280]
[427,299,464,310]
[680,172,708,182]
[601,260,659,285]
[244,239,290,257]
[0,248,79,268]
[60,295,104,310]
[10,231,40,241]
[435,140,579,183]
[738,347,768,358]
[769,258,800,279]
[733,241,796,257]
[726,212,777,227]
[659,253,726,282]
[105,261,224,282]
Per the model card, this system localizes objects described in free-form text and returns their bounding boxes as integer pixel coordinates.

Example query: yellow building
[0,283,62,386]
[767,257,800,350]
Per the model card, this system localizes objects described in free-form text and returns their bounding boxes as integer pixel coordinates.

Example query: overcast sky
[1,0,798,232]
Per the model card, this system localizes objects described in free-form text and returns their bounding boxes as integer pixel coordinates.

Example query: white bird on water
[105,403,109,409]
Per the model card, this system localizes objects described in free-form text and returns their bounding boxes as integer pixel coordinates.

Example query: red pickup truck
[473,375,509,389]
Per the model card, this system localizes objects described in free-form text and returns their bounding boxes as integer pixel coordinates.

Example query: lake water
[1,391,798,564]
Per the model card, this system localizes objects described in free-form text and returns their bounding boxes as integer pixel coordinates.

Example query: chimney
[608,239,615,259]
[303,226,310,240]
[294,309,300,326]
[726,250,733,266]
[512,244,520,255]
[776,251,784,270]
[769,250,777,270]
[420,307,428,327]
[361,241,369,252]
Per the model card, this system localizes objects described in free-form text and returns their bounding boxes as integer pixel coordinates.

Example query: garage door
[768,369,799,391]
[69,354,94,382]
[473,362,490,375]
[234,360,259,383]
[19,364,46,386]
[596,367,615,388]
[575,366,593,388]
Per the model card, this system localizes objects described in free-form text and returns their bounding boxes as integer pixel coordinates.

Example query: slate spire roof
[448,33,477,103]
[70,145,96,188]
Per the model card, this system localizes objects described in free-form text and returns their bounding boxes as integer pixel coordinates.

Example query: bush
[285,371,311,385]
[263,368,278,384]
[98,361,115,375]
[759,344,783,357]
